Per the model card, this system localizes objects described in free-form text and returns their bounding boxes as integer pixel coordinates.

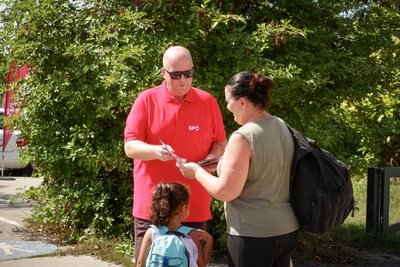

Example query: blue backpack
[146,225,194,267]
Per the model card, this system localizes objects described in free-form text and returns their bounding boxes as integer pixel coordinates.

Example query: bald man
[124,46,226,261]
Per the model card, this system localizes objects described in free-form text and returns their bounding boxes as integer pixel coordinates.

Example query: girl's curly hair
[150,182,189,226]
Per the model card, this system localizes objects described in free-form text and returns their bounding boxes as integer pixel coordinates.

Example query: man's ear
[161,68,167,77]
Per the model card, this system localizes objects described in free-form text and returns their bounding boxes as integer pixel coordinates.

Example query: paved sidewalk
[0,177,126,267]
[0,255,123,267]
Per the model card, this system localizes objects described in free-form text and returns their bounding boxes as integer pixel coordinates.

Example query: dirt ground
[207,247,400,267]
[293,250,400,267]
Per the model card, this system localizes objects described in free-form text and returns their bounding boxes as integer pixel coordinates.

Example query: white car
[0,107,31,175]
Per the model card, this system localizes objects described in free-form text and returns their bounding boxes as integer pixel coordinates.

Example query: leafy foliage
[1,0,399,253]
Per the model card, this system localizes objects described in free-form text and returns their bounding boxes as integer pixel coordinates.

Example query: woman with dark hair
[180,71,299,267]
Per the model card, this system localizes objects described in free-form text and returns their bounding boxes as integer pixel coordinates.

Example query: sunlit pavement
[0,177,59,262]
[0,176,123,267]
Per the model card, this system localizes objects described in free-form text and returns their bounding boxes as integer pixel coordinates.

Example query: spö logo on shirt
[188,125,200,131]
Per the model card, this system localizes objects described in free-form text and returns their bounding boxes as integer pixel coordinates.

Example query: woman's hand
[179,162,201,179]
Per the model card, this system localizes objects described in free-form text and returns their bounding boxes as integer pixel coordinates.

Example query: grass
[54,239,134,267]
[342,174,400,243]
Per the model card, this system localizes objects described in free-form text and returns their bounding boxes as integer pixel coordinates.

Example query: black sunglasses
[164,68,195,79]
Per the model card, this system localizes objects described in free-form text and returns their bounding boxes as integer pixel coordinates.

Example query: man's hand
[155,145,175,161]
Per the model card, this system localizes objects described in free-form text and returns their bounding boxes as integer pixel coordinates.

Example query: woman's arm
[180,133,251,201]
[135,229,153,267]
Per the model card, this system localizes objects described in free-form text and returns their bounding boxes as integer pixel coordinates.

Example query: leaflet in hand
[197,157,220,172]
[160,140,183,167]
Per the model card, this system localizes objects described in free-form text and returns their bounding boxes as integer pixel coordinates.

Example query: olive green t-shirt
[222,116,299,237]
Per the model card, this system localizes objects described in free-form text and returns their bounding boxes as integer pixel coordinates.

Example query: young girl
[136,182,213,267]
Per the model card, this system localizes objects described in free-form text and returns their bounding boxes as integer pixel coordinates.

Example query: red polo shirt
[124,81,226,221]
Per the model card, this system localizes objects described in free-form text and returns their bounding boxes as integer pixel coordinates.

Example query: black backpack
[286,124,354,234]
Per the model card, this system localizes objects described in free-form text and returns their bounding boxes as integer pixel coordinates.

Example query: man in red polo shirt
[124,45,226,261]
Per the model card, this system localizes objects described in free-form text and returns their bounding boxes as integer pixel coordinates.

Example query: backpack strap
[150,225,194,236]
[149,225,169,235]
[175,225,195,235]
